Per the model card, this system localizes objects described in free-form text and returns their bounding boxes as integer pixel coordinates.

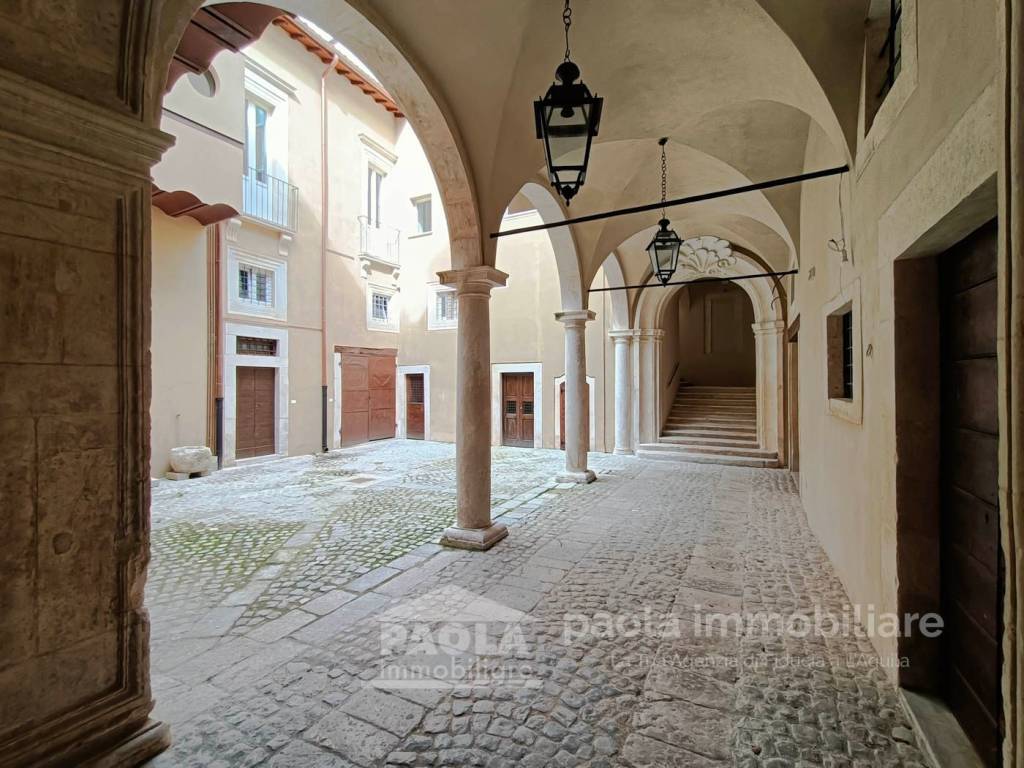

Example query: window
[367,167,385,227]
[246,100,269,181]
[413,196,432,235]
[826,307,855,401]
[237,336,277,356]
[367,284,399,332]
[408,375,424,405]
[372,292,390,322]
[238,264,274,307]
[842,311,854,399]
[878,0,903,102]
[427,284,458,330]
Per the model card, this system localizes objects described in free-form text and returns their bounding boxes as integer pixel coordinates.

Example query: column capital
[438,266,508,296]
[635,328,665,341]
[752,320,787,336]
[554,309,596,327]
[608,329,634,344]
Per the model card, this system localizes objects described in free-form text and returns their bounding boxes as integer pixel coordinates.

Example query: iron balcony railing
[243,167,298,231]
[359,215,401,266]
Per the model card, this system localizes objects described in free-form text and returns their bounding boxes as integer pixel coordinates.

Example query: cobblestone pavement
[147,441,931,767]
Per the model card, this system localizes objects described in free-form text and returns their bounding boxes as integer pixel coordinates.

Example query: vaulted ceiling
[207,0,868,289]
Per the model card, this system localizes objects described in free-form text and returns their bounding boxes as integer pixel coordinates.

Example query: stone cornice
[0,68,174,178]
[438,266,508,296]
[554,309,596,326]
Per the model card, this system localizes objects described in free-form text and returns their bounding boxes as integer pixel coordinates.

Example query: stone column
[609,331,634,455]
[555,310,597,483]
[753,320,786,456]
[438,266,509,550]
[636,329,665,444]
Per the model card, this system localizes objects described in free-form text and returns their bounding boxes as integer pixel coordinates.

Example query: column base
[440,522,508,551]
[91,718,171,768]
[556,469,597,484]
[613,448,635,456]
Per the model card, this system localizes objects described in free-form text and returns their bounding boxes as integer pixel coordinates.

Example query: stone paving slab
[146,441,933,768]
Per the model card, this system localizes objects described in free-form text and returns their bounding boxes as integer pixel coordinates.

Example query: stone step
[666,416,756,428]
[671,406,757,416]
[663,422,757,434]
[657,434,761,448]
[654,441,777,459]
[662,429,759,442]
[678,386,755,393]
[637,444,780,468]
[674,397,756,407]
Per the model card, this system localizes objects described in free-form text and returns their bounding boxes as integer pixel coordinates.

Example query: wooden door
[558,381,589,451]
[501,373,534,448]
[939,219,1002,767]
[235,366,275,459]
[340,348,396,447]
[786,320,800,473]
[406,374,425,440]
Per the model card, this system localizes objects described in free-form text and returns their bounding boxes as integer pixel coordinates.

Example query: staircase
[637,385,779,468]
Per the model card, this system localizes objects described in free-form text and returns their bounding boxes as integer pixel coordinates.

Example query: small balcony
[243,167,298,231]
[358,215,401,279]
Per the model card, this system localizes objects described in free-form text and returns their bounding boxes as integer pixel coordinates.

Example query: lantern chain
[660,138,668,219]
[563,0,572,61]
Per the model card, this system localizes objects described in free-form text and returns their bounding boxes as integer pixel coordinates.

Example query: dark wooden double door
[938,219,1003,766]
[502,373,534,447]
[236,366,275,459]
[341,348,396,447]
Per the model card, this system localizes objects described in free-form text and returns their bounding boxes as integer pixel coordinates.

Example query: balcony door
[366,166,385,227]
[243,80,291,228]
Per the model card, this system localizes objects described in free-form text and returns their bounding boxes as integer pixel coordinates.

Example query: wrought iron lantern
[534,0,603,205]
[647,138,682,285]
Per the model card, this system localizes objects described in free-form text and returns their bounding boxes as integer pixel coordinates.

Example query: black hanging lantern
[534,0,603,205]
[647,138,682,285]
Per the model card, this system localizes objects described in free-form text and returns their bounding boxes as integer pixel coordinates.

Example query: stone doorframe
[490,363,543,448]
[396,365,431,440]
[223,322,290,465]
[553,373,596,452]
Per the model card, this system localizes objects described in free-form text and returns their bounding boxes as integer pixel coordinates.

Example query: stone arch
[631,244,787,459]
[516,182,584,311]
[594,251,629,331]
[151,0,483,268]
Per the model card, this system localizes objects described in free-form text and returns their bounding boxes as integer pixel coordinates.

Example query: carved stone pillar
[438,266,509,550]
[636,329,665,444]
[753,320,786,455]
[555,310,596,483]
[0,57,173,768]
[609,331,634,455]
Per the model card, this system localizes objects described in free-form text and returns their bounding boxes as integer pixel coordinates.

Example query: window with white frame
[367,166,385,227]
[367,284,399,331]
[412,195,432,235]
[238,263,275,307]
[427,284,458,330]
[227,250,288,321]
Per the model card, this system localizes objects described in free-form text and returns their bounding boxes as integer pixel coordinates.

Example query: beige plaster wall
[150,212,209,477]
[677,283,756,387]
[792,0,999,670]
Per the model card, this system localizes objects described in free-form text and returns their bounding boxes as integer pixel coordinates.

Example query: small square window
[413,196,432,235]
[427,284,458,330]
[238,264,274,307]
[372,292,390,322]
[367,284,398,331]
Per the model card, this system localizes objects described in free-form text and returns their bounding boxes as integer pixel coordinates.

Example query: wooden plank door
[368,355,396,440]
[235,366,275,459]
[340,348,396,447]
[939,218,1003,767]
[558,380,589,451]
[406,374,425,440]
[501,373,534,448]
[341,353,369,447]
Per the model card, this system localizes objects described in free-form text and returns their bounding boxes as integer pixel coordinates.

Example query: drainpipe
[321,55,338,453]
[213,221,224,469]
